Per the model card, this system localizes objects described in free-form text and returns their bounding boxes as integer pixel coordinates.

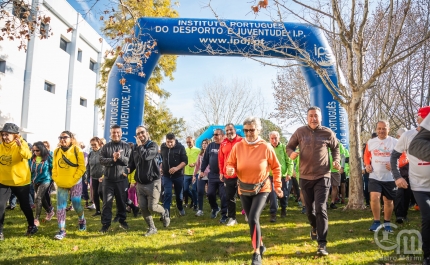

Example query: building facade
[0,0,111,147]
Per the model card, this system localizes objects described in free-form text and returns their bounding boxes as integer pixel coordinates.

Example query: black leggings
[240,192,269,250]
[0,183,34,231]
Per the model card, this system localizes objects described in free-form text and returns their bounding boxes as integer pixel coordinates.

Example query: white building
[0,0,111,147]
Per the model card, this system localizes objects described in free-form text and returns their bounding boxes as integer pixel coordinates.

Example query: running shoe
[78,219,86,231]
[369,221,381,232]
[100,224,110,233]
[270,213,277,223]
[219,215,228,224]
[301,207,306,214]
[226,218,238,226]
[92,211,101,217]
[54,230,66,240]
[195,210,204,217]
[330,203,338,209]
[113,216,120,223]
[45,208,55,221]
[144,228,158,237]
[87,204,96,210]
[211,207,220,219]
[251,252,262,265]
[26,225,38,236]
[317,245,329,256]
[162,210,171,228]
[179,209,186,216]
[260,245,267,258]
[119,221,129,230]
[384,223,394,233]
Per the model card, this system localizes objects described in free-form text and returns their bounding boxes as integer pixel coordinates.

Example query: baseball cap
[418,106,430,119]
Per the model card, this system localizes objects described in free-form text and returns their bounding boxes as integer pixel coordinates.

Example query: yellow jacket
[0,137,32,186]
[52,145,86,188]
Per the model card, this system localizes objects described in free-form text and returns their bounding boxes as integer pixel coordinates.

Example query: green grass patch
[0,197,424,265]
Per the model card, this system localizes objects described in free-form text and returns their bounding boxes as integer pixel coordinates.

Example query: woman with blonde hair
[52,131,86,240]
[0,123,37,240]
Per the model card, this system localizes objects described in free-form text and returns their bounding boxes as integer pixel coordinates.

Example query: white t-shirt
[395,128,430,192]
[367,136,398,181]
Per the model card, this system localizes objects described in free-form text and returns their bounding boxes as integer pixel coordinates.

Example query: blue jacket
[201,142,220,179]
[29,155,53,185]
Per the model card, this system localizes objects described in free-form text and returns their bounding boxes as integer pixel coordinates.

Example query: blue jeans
[163,175,184,215]
[197,176,208,211]
[184,175,197,206]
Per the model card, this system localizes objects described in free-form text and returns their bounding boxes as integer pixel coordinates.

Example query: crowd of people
[0,105,429,265]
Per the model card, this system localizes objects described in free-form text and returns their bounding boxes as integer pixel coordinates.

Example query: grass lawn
[0,196,424,265]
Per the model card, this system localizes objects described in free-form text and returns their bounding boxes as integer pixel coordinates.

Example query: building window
[77,50,82,62]
[89,59,96,72]
[0,59,5,73]
[12,4,30,20]
[60,37,69,52]
[44,82,55,94]
[40,22,50,39]
[80,97,87,107]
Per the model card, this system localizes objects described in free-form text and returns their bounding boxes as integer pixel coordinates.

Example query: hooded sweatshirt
[0,136,32,186]
[52,145,86,188]
[29,155,52,185]
[227,138,281,195]
[201,141,220,179]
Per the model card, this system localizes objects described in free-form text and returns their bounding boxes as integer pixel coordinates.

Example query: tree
[194,77,268,126]
[0,0,52,51]
[270,65,310,126]
[206,0,430,209]
[260,118,287,143]
[144,100,185,144]
[94,0,184,137]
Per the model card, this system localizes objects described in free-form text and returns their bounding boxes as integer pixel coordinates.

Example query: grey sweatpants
[136,179,165,218]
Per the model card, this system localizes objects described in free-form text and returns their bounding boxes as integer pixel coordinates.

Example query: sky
[65,0,299,134]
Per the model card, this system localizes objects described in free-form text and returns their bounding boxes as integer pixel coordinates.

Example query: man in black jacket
[128,126,170,236]
[160,133,188,216]
[99,124,131,233]
[201,129,227,220]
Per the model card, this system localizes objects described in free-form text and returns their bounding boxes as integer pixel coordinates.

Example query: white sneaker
[226,218,238,226]
[87,204,96,210]
[195,210,204,217]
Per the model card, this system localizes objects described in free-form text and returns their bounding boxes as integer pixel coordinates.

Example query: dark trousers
[197,177,208,211]
[269,177,292,213]
[291,177,300,200]
[44,181,53,209]
[240,192,269,250]
[162,175,184,214]
[101,179,127,225]
[184,175,197,206]
[363,173,370,205]
[81,177,89,201]
[91,179,103,212]
[300,177,330,246]
[413,190,430,259]
[207,178,227,216]
[395,176,412,218]
[0,184,34,232]
[224,178,237,219]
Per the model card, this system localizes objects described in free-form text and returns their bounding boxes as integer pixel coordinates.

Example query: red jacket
[219,135,242,179]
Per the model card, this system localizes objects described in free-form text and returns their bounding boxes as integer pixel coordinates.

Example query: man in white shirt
[395,107,430,265]
[364,120,398,233]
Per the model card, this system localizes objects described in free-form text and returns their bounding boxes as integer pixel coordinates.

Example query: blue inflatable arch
[104,18,349,148]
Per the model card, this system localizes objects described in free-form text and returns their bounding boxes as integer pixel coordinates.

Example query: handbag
[237,176,269,196]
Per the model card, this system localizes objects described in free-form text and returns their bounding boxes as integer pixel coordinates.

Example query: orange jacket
[226,139,281,194]
[218,135,242,179]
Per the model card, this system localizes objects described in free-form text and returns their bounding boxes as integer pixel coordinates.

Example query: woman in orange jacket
[226,117,283,265]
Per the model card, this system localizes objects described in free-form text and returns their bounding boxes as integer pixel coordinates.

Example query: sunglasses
[213,134,221,136]
[58,136,70,140]
[244,129,256,133]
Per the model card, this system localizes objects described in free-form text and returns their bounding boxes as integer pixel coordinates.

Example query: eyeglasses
[58,136,70,140]
[33,149,40,152]
[244,129,256,133]
[213,134,221,136]
[136,131,146,135]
